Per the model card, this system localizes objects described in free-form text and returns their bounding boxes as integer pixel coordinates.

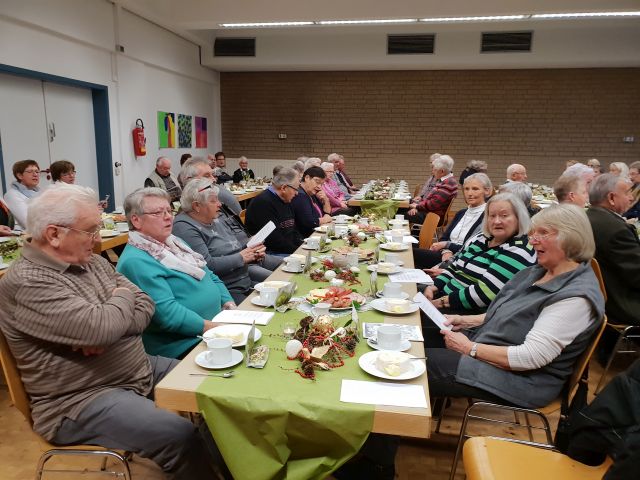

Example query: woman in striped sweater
[424,193,537,313]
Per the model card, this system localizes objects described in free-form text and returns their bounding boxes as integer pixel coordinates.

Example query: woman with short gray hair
[173,178,271,303]
[426,203,604,410]
[609,161,630,179]
[424,193,536,313]
[117,187,235,359]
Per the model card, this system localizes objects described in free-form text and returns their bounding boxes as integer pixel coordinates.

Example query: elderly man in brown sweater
[0,184,218,479]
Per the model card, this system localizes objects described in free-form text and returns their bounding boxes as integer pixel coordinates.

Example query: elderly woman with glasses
[426,204,605,409]
[116,187,234,359]
[50,160,77,184]
[3,159,42,229]
[173,179,270,304]
[320,162,356,216]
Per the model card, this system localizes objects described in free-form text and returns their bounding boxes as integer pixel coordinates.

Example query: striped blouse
[434,233,537,312]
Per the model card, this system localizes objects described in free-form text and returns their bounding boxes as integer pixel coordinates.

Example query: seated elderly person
[144,156,182,202]
[587,158,602,175]
[407,154,458,225]
[245,167,305,254]
[423,193,536,314]
[505,163,528,183]
[414,173,493,269]
[0,184,218,479]
[0,199,15,233]
[609,162,630,179]
[180,158,241,214]
[3,159,42,229]
[623,160,640,219]
[564,162,596,188]
[173,179,271,304]
[413,153,441,203]
[291,166,333,237]
[426,204,604,409]
[117,188,235,359]
[50,160,77,184]
[320,162,356,215]
[232,156,255,184]
[459,159,488,186]
[500,181,539,217]
[554,173,590,208]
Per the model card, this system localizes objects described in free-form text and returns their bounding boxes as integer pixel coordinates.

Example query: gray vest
[455,262,605,408]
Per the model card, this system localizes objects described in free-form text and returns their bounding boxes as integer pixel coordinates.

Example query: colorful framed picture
[195,116,207,148]
[178,114,192,148]
[157,111,176,148]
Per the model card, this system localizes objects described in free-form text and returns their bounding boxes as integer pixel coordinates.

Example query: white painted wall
[0,0,221,203]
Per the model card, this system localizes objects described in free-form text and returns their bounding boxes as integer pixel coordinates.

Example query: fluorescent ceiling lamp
[219,21,314,28]
[317,19,417,25]
[532,11,640,19]
[420,15,528,22]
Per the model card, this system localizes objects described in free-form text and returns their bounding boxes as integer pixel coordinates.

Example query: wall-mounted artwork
[157,111,175,148]
[195,116,207,148]
[178,114,192,148]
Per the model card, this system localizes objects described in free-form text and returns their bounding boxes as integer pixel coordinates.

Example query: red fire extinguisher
[132,118,146,156]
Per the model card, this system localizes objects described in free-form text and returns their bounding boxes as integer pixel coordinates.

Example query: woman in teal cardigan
[117,187,235,359]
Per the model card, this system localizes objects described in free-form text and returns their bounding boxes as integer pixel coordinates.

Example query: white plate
[202,324,262,347]
[375,291,410,300]
[100,230,119,238]
[301,245,319,250]
[251,296,274,308]
[254,281,291,292]
[367,264,402,275]
[367,338,411,352]
[380,243,409,251]
[358,351,426,381]
[370,298,419,315]
[232,189,247,195]
[0,263,10,270]
[195,349,243,369]
[284,255,317,265]
[282,266,304,273]
[381,259,404,266]
[314,226,329,233]
[0,237,17,243]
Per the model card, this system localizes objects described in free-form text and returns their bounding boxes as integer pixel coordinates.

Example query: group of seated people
[1,150,639,479]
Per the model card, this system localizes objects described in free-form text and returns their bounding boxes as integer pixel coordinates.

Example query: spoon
[190,370,235,378]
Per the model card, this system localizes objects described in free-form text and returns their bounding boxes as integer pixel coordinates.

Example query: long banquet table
[154,230,431,478]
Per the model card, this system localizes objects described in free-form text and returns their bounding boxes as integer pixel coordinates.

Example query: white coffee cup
[382,282,403,298]
[391,234,404,244]
[395,214,404,221]
[116,222,129,232]
[359,217,369,226]
[312,302,331,317]
[335,225,348,236]
[259,287,278,306]
[384,252,401,265]
[306,237,319,249]
[336,215,348,223]
[285,257,302,272]
[205,338,233,364]
[377,325,402,350]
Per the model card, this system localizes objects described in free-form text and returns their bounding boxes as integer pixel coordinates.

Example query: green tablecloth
[358,199,401,219]
[196,237,394,480]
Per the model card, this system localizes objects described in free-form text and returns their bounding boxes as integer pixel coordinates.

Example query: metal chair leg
[595,330,625,394]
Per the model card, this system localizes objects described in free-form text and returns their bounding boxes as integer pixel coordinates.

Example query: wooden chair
[0,330,132,479]
[418,213,440,249]
[463,437,612,480]
[590,259,640,394]
[447,315,608,480]
[239,209,246,224]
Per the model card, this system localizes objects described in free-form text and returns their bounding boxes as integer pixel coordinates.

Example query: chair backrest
[438,197,456,227]
[566,314,608,404]
[0,329,33,424]
[413,184,421,198]
[589,258,607,302]
[239,209,246,224]
[419,213,441,249]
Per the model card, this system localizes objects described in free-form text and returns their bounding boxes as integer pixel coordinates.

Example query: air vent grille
[214,38,256,57]
[388,34,435,54]
[481,31,532,53]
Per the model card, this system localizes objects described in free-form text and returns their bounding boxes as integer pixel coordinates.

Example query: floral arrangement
[308,259,361,285]
[363,178,398,200]
[285,315,359,380]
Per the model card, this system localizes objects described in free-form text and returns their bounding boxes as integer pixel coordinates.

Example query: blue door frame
[0,64,115,210]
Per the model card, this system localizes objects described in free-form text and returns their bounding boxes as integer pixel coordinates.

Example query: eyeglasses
[198,184,214,193]
[284,184,299,192]
[527,231,556,242]
[142,209,173,217]
[23,169,40,174]
[57,225,102,239]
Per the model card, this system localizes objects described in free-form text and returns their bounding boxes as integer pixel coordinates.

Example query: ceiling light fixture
[532,11,640,19]
[420,15,528,23]
[219,21,314,28]
[317,19,417,25]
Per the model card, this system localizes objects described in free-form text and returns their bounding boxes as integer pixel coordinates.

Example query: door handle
[48,122,56,142]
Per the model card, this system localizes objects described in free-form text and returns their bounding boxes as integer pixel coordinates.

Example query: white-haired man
[407,154,458,224]
[0,184,219,479]
[144,156,182,202]
[506,163,528,183]
[328,153,357,196]
[232,156,255,184]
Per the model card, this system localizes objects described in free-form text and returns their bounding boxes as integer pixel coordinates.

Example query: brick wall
[220,68,640,202]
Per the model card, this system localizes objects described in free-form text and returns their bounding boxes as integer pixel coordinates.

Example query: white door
[43,82,99,192]
[0,73,49,194]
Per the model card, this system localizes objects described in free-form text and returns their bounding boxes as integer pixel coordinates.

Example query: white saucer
[380,243,409,252]
[251,296,275,307]
[202,324,262,347]
[232,190,247,195]
[367,338,411,352]
[254,281,291,292]
[382,259,403,266]
[367,264,402,275]
[375,291,410,300]
[195,349,243,369]
[370,298,419,315]
[358,351,426,381]
[282,266,304,273]
[99,230,119,238]
[301,245,319,250]
[0,263,10,270]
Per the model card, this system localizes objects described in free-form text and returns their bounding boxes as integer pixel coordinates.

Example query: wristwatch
[469,343,478,358]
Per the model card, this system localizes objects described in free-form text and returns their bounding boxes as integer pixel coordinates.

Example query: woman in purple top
[320,162,357,216]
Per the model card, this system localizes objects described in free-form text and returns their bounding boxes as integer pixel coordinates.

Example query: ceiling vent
[387,34,435,54]
[481,31,532,53]
[214,37,256,57]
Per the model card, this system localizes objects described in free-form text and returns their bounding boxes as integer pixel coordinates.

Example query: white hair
[432,154,454,173]
[506,164,526,178]
[180,158,209,185]
[320,162,335,172]
[564,163,595,181]
[156,156,170,166]
[272,167,299,187]
[27,184,98,241]
[124,187,170,230]
[500,181,533,206]
[482,192,531,238]
[181,178,219,213]
[304,157,322,170]
[464,172,493,191]
[327,153,342,163]
[609,162,630,178]
[589,173,630,206]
